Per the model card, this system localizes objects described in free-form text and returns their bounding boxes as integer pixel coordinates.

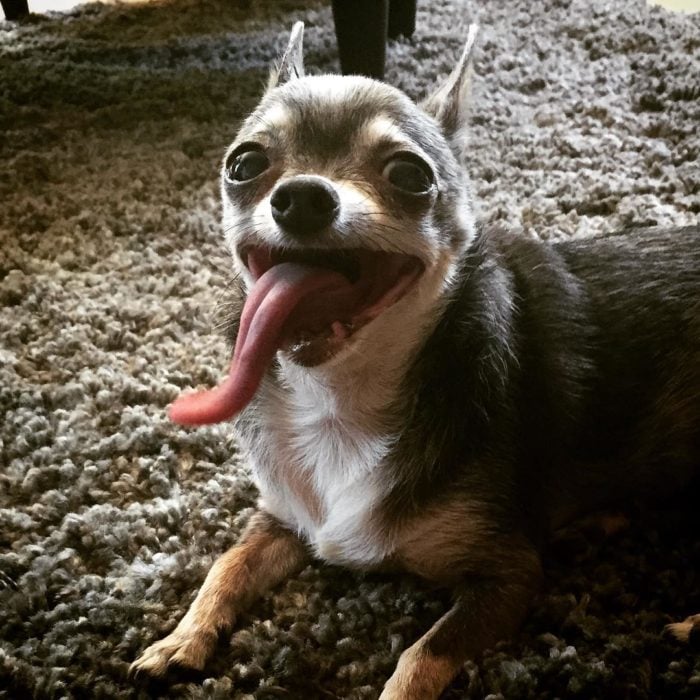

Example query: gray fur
[226,73,473,251]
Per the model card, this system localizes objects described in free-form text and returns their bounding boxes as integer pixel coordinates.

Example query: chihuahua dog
[131,23,699,699]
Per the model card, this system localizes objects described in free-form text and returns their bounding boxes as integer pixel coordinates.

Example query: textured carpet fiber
[1,0,699,697]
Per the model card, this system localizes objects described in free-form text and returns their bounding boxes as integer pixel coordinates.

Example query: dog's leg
[130,510,308,677]
[380,562,541,700]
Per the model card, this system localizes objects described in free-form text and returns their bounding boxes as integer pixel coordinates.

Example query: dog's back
[553,225,700,507]
[388,225,699,538]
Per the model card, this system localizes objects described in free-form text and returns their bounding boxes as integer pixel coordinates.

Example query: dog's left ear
[422,24,479,139]
[268,21,305,90]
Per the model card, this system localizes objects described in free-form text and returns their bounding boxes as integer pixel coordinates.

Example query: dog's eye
[382,155,433,194]
[226,148,269,182]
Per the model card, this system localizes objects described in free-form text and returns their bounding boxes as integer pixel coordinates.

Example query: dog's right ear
[268,22,305,90]
[421,24,478,141]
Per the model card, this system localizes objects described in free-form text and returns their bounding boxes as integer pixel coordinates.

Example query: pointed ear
[268,21,305,90]
[421,24,479,138]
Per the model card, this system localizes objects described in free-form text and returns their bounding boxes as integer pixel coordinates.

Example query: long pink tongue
[169,263,349,425]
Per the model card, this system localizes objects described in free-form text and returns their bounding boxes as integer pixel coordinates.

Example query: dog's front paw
[379,645,456,700]
[129,625,218,678]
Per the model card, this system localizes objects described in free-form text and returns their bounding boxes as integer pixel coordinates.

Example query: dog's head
[170,23,479,425]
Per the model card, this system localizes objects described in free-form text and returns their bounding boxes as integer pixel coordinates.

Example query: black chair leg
[1,0,29,20]
[331,0,389,80]
[388,0,417,39]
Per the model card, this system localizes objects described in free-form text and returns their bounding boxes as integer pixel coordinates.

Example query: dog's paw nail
[129,652,167,679]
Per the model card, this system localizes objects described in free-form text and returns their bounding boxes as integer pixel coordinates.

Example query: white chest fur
[245,364,395,566]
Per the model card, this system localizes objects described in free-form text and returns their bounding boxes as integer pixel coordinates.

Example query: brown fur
[395,501,492,583]
[382,547,542,697]
[381,643,460,700]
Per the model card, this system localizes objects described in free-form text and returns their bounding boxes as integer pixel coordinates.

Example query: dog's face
[222,24,478,369]
[167,23,479,426]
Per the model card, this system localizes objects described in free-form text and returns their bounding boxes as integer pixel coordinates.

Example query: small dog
[131,23,699,699]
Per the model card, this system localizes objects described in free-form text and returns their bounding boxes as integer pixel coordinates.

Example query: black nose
[270,176,340,236]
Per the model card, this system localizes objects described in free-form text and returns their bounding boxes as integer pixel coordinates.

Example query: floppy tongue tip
[169,262,352,426]
[168,365,254,425]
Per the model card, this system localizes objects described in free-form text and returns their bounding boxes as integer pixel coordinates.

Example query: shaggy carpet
[1,0,698,698]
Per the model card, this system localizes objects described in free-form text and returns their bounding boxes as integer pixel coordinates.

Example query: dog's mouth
[169,245,423,425]
[242,245,424,357]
